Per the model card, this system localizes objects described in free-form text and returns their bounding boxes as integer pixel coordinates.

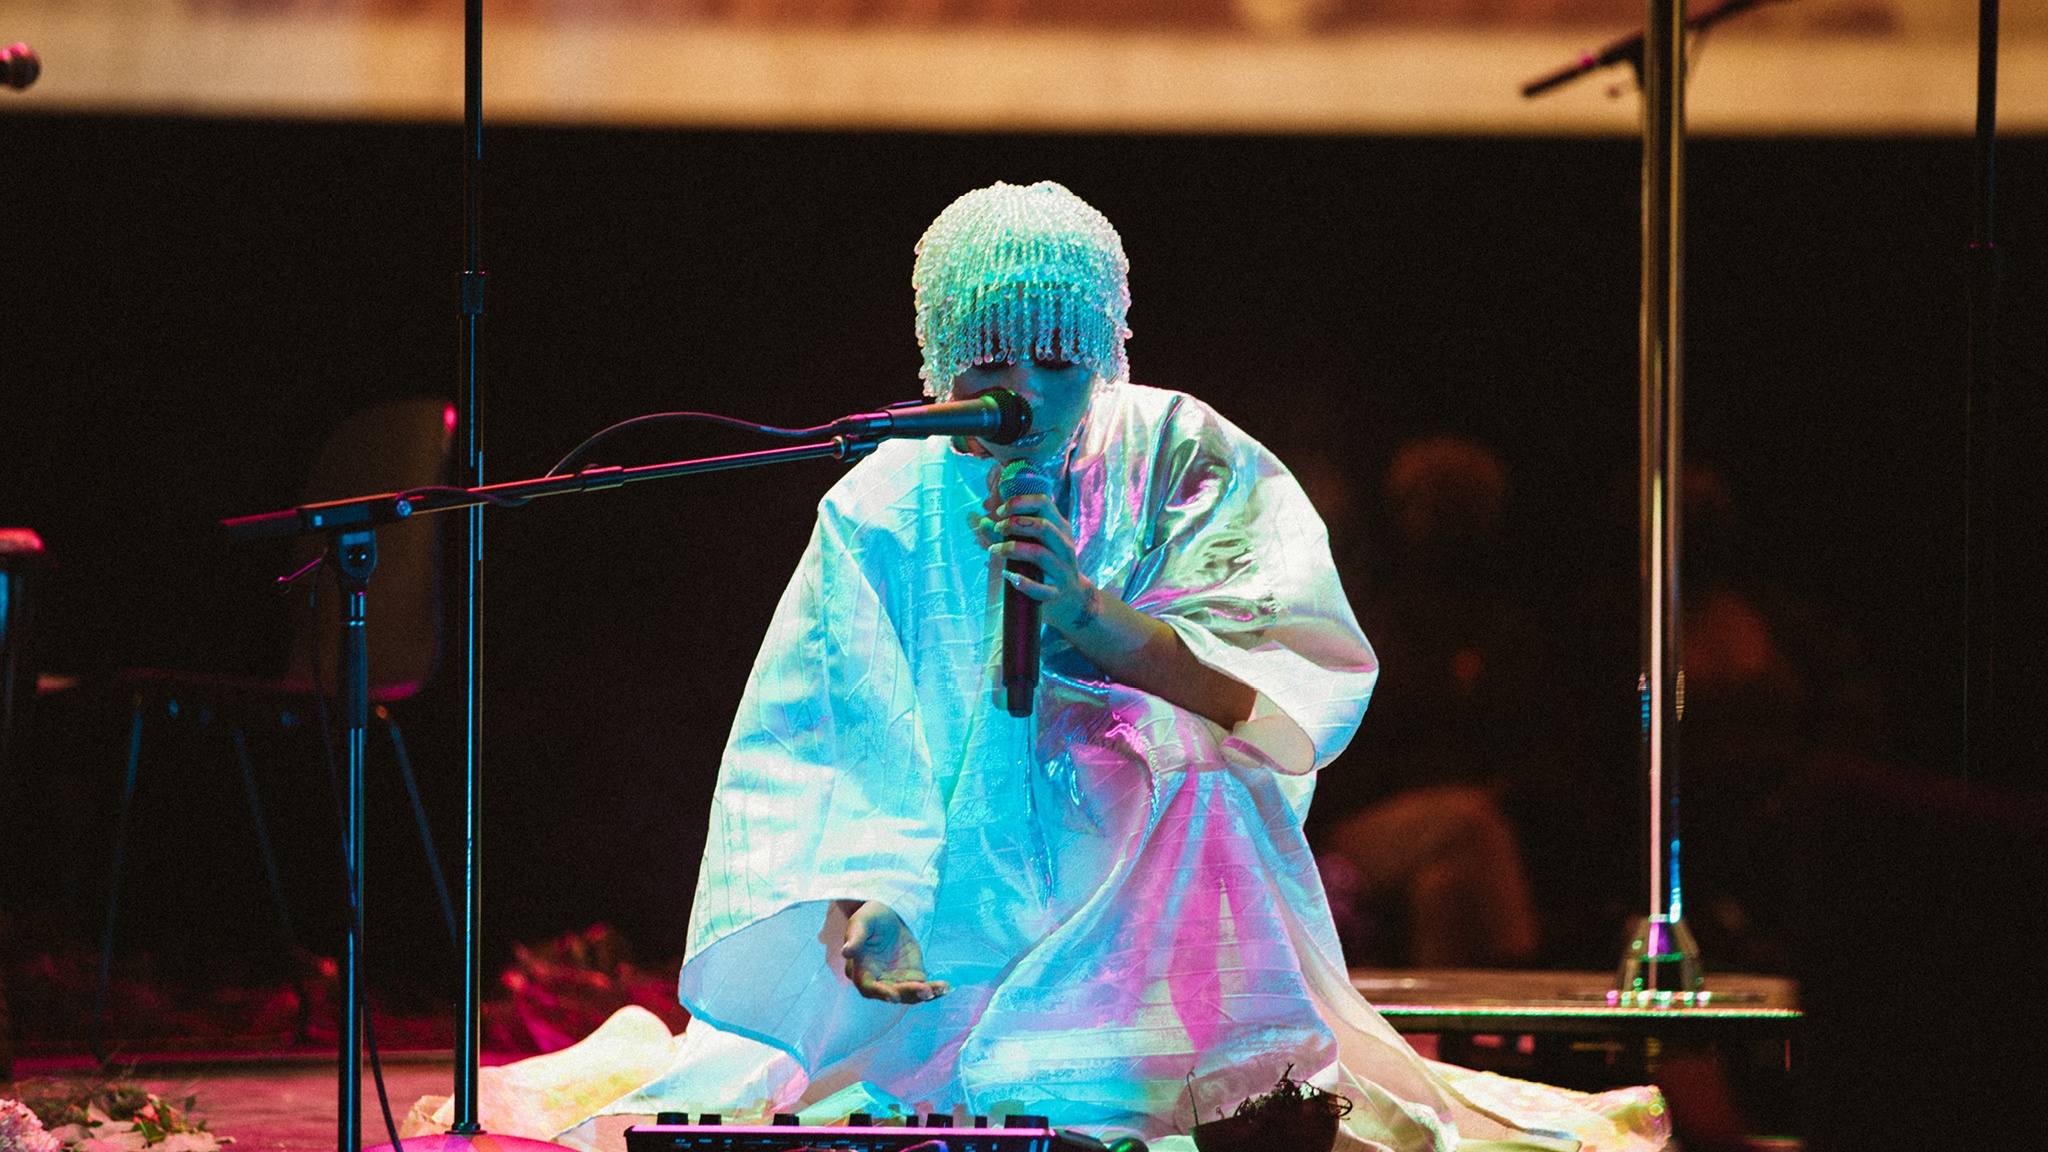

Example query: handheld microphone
[2,43,39,91]
[832,389,1031,445]
[999,460,1055,718]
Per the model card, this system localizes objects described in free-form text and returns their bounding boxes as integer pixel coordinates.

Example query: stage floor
[7,1051,1806,1152]
[10,1053,463,1152]
[7,969,1802,1150]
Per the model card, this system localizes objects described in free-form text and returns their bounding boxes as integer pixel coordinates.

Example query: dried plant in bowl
[1191,1066,1354,1152]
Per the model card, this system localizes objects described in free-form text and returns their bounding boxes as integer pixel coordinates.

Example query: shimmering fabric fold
[679,486,948,1069]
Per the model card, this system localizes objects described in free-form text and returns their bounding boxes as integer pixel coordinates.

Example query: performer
[679,177,1392,1131]
[415,181,1665,1152]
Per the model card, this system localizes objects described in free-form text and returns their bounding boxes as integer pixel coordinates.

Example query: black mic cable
[543,388,1031,477]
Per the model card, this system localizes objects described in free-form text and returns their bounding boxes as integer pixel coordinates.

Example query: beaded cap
[913,180,1131,397]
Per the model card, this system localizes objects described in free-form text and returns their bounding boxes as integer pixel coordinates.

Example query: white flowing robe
[661,384,1664,1151]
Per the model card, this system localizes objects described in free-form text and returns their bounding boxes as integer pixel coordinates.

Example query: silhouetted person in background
[1563,461,1891,972]
[1669,464,1887,970]
[1308,434,1557,968]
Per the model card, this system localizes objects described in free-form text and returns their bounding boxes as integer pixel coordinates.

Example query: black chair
[93,396,459,1057]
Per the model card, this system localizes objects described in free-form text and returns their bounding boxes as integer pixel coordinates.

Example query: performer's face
[951,357,1098,466]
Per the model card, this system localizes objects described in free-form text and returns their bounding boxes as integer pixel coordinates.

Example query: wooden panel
[1,7,2044,132]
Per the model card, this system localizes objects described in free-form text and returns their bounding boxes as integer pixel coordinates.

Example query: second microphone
[999,459,1055,717]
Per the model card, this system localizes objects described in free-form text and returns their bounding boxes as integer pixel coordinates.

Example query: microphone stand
[1519,0,1783,98]
[1611,0,1702,1003]
[454,0,487,1141]
[223,432,883,1152]
[1536,0,1710,997]
[1962,0,2000,785]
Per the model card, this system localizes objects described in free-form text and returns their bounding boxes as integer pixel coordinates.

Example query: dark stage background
[1,117,2042,1024]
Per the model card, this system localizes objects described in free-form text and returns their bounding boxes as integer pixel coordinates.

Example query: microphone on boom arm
[1520,0,1781,98]
[818,387,1047,712]
[831,388,1032,445]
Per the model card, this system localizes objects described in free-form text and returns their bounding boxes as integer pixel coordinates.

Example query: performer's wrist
[1066,581,1103,632]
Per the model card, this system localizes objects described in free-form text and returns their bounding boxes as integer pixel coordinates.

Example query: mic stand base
[1614,914,1702,1000]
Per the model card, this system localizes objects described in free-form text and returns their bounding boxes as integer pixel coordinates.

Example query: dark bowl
[1190,1100,1340,1152]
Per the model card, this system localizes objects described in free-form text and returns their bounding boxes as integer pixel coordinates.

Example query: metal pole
[1617,0,1702,997]
[1963,0,1999,784]
[454,0,487,1129]
[335,532,377,1152]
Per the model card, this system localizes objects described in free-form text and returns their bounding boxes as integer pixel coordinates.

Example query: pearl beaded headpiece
[913,181,1131,397]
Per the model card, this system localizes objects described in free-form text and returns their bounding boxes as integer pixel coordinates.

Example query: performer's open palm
[840,900,951,1004]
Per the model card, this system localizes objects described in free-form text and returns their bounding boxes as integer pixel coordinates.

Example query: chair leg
[93,696,145,1066]
[232,726,296,944]
[381,710,458,950]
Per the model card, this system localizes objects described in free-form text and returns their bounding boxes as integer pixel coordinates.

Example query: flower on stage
[4,1086,221,1152]
[0,1099,63,1152]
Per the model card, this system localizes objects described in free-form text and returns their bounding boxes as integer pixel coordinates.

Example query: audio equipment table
[1358,968,1801,1132]
[1357,968,1799,1034]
